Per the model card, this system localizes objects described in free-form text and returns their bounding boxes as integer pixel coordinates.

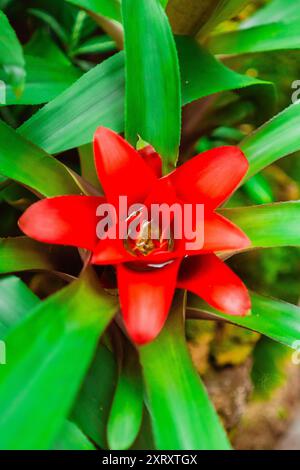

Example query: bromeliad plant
[0,0,300,451]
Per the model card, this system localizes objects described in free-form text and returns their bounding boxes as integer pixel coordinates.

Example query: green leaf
[18,53,125,155]
[167,0,248,36]
[0,174,8,187]
[251,338,290,400]
[0,120,80,196]
[131,409,155,450]
[2,55,82,105]
[123,0,181,172]
[242,174,274,205]
[72,35,116,55]
[208,21,300,55]
[139,294,230,450]
[220,202,300,248]
[78,143,101,189]
[0,237,63,274]
[0,276,39,338]
[0,270,117,450]
[53,420,96,450]
[18,39,272,155]
[241,0,300,29]
[187,292,300,350]
[0,10,25,95]
[241,104,300,178]
[28,9,69,44]
[67,0,122,22]
[107,344,143,450]
[72,344,117,448]
[198,0,249,36]
[24,29,72,66]
[177,36,274,107]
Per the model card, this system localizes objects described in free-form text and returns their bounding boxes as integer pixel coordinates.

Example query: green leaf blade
[220,202,300,249]
[53,421,96,450]
[0,237,70,275]
[0,120,80,196]
[67,0,122,22]
[208,21,300,55]
[241,104,300,178]
[188,292,300,350]
[18,53,125,155]
[0,276,39,339]
[123,0,181,172]
[139,294,231,450]
[107,346,143,450]
[17,40,273,155]
[0,270,117,450]
[72,344,117,448]
[3,55,82,106]
[240,0,300,29]
[0,11,25,95]
[178,36,274,107]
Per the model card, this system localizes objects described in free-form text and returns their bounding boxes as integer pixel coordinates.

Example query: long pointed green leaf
[27,9,69,44]
[177,36,273,107]
[188,292,300,349]
[167,0,248,36]
[220,202,300,248]
[241,0,300,29]
[24,29,72,66]
[0,276,39,338]
[78,143,101,189]
[53,421,96,450]
[0,237,63,274]
[67,0,122,22]
[241,103,300,178]
[251,338,290,400]
[72,344,117,448]
[0,270,117,450]
[242,174,275,205]
[3,55,82,105]
[139,294,230,450]
[123,0,181,172]
[0,120,80,196]
[17,47,271,156]
[72,35,116,56]
[18,53,125,155]
[208,21,300,55]
[197,0,249,37]
[107,344,143,450]
[0,10,25,94]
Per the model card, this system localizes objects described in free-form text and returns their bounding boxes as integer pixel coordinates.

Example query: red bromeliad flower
[19,127,251,344]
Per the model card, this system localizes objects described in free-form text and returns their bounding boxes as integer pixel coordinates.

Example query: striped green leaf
[0,270,117,450]
[123,0,181,172]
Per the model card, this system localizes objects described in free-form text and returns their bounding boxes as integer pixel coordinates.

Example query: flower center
[124,217,174,258]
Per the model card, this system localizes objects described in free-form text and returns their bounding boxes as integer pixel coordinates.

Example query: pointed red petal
[94,127,157,207]
[177,254,250,316]
[169,146,249,208]
[138,145,162,178]
[203,212,250,252]
[184,211,250,254]
[19,196,103,251]
[117,260,181,345]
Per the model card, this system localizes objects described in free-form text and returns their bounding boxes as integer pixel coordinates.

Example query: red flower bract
[19,127,251,345]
